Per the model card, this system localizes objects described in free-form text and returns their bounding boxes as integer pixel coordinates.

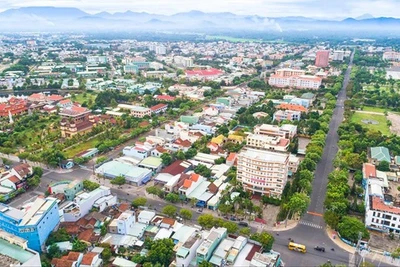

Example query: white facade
[383,51,400,62]
[246,134,290,152]
[175,232,204,267]
[116,211,136,235]
[237,148,289,198]
[332,51,345,61]
[253,124,297,139]
[269,74,322,90]
[173,56,193,68]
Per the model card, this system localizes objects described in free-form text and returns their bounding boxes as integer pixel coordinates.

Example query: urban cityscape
[0,1,399,267]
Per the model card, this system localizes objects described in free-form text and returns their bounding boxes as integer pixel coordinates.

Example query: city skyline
[0,0,399,19]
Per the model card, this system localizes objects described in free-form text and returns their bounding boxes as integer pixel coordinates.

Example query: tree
[250,232,275,252]
[83,180,100,191]
[194,164,212,178]
[239,227,251,236]
[377,160,390,171]
[146,186,163,197]
[132,197,147,208]
[176,150,186,160]
[223,221,239,234]
[160,153,173,166]
[27,175,40,187]
[33,166,44,177]
[179,209,193,221]
[198,214,216,229]
[391,247,400,259]
[286,193,310,217]
[47,244,62,259]
[72,239,88,252]
[199,261,213,267]
[46,228,71,245]
[111,175,126,185]
[165,193,180,203]
[214,157,226,165]
[162,205,177,218]
[337,216,370,243]
[146,238,175,266]
[323,210,340,229]
[102,247,112,262]
[185,148,198,159]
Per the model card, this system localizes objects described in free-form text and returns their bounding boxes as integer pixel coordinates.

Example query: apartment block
[383,51,400,62]
[117,104,151,118]
[196,227,227,265]
[237,148,289,197]
[268,74,322,90]
[315,50,330,67]
[273,110,301,122]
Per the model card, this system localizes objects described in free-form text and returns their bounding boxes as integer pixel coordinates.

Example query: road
[269,51,355,267]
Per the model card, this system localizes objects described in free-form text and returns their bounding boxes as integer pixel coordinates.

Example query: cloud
[0,0,399,18]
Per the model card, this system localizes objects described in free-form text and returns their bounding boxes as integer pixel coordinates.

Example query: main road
[269,51,355,267]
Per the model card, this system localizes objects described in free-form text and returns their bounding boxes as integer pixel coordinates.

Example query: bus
[288,242,307,253]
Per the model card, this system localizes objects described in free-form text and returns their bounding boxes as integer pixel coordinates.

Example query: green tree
[286,193,310,217]
[72,239,88,252]
[102,247,112,262]
[223,221,239,234]
[391,247,400,259]
[83,180,100,191]
[198,214,216,229]
[185,148,198,159]
[250,231,275,252]
[165,193,180,203]
[323,210,340,229]
[162,205,177,218]
[132,197,147,208]
[27,175,40,187]
[377,160,390,171]
[146,186,163,197]
[46,228,71,245]
[199,261,213,267]
[239,227,251,236]
[179,209,193,221]
[47,244,62,259]
[146,238,175,266]
[160,153,173,166]
[337,216,370,243]
[32,166,44,177]
[194,164,212,178]
[111,175,126,185]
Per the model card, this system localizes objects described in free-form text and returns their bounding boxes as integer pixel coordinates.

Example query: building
[185,68,224,80]
[95,161,152,186]
[87,56,108,64]
[0,230,41,267]
[0,98,27,117]
[315,50,330,67]
[63,186,115,222]
[196,227,227,265]
[123,143,153,159]
[253,124,297,139]
[0,197,59,251]
[383,51,400,62]
[117,104,151,118]
[59,105,93,138]
[268,73,322,90]
[237,148,289,197]
[273,110,301,122]
[155,45,167,55]
[276,103,308,113]
[115,211,135,235]
[150,103,168,114]
[0,163,33,191]
[123,64,139,74]
[250,251,282,267]
[332,51,345,61]
[175,229,204,267]
[370,146,391,164]
[246,134,290,152]
[173,56,193,68]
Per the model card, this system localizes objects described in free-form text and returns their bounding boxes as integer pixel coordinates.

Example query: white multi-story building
[116,211,136,235]
[269,74,322,90]
[253,124,297,139]
[155,45,167,55]
[87,56,108,64]
[173,56,193,68]
[237,148,289,198]
[332,51,345,61]
[246,134,290,152]
[117,104,151,118]
[383,51,400,62]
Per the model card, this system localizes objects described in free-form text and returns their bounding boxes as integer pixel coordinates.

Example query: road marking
[298,220,323,229]
[307,211,323,217]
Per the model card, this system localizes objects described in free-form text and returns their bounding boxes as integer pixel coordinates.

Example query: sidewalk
[326,227,356,254]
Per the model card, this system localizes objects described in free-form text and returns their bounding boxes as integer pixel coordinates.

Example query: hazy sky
[0,0,399,18]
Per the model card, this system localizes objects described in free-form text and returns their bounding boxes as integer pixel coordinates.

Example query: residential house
[150,103,168,114]
[273,110,301,122]
[196,227,227,265]
[370,146,391,164]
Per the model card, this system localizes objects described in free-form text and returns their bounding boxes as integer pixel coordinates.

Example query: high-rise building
[237,148,289,198]
[332,51,345,61]
[315,50,330,67]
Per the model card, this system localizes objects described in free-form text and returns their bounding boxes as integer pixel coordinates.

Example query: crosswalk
[298,220,323,229]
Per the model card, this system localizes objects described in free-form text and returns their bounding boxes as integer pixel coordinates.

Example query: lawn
[73,92,97,105]
[362,106,387,113]
[64,136,101,158]
[351,112,391,136]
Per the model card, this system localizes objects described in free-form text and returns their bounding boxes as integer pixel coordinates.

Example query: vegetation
[46,228,71,245]
[162,205,177,217]
[179,209,193,221]
[110,175,126,185]
[83,180,100,191]
[132,197,147,208]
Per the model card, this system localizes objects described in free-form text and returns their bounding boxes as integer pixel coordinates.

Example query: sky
[0,0,399,18]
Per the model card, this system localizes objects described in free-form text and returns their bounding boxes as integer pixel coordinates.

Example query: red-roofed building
[173,138,192,151]
[160,160,193,176]
[0,98,27,116]
[155,95,176,101]
[185,68,223,80]
[80,252,101,267]
[226,153,238,167]
[363,163,377,179]
[59,105,93,138]
[277,103,308,113]
[178,173,203,198]
[150,103,168,114]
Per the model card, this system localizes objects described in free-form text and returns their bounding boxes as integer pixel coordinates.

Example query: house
[196,227,227,264]
[211,135,226,147]
[138,210,156,224]
[370,146,391,164]
[150,103,168,114]
[227,134,245,144]
[80,252,102,267]
[276,103,308,113]
[203,106,219,116]
[172,138,192,152]
[273,110,301,122]
[123,143,154,159]
[155,95,176,101]
[138,157,163,173]
[151,145,168,157]
[160,160,193,176]
[57,99,73,109]
[226,153,238,166]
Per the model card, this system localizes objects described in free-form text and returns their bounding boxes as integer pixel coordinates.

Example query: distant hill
[0,6,398,33]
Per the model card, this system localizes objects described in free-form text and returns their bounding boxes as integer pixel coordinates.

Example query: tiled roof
[372,196,400,215]
[150,103,168,111]
[81,252,97,265]
[78,228,94,243]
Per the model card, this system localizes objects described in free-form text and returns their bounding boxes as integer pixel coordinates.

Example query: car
[196,209,203,213]
[230,217,237,221]
[314,246,325,252]
[238,222,249,227]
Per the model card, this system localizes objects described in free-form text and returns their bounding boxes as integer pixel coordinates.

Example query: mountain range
[0,7,399,33]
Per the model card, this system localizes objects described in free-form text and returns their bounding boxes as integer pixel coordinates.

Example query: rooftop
[0,237,37,264]
[239,148,288,163]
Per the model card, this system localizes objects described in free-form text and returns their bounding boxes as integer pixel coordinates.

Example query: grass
[362,106,387,113]
[64,136,101,158]
[72,92,97,105]
[351,112,391,136]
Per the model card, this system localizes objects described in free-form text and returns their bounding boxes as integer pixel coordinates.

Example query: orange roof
[59,99,72,104]
[277,103,307,112]
[372,196,400,215]
[182,179,193,189]
[161,217,176,226]
[78,228,93,242]
[363,163,376,178]
[278,138,290,147]
[67,251,81,261]
[81,252,97,265]
[226,153,237,162]
[191,173,200,182]
[51,259,76,267]
[8,175,20,184]
[48,95,64,101]
[119,203,130,212]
